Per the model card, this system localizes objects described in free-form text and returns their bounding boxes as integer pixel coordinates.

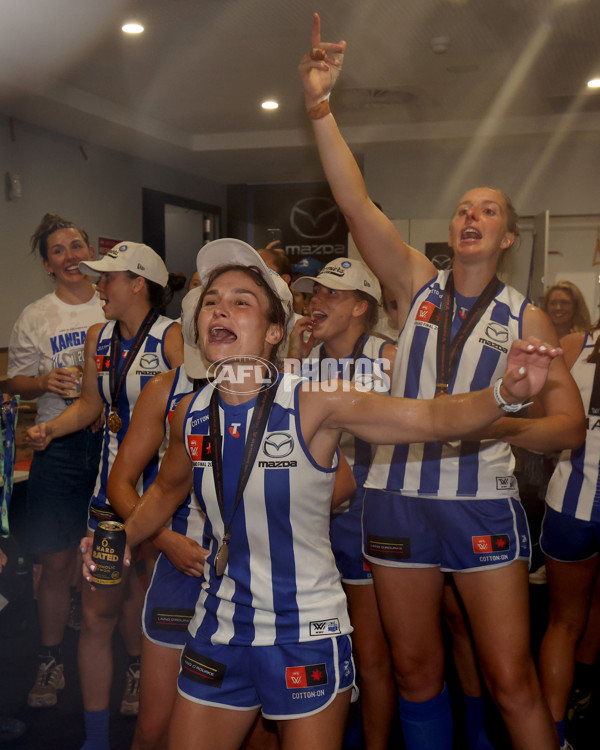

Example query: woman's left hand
[503,337,562,402]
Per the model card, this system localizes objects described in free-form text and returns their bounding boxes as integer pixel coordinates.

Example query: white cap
[181,286,210,380]
[196,238,295,333]
[79,242,169,287]
[293,258,381,302]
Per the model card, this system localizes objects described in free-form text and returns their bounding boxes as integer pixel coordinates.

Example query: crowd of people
[0,13,598,750]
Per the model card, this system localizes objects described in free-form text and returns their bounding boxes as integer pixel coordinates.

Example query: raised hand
[502,337,561,403]
[298,13,346,108]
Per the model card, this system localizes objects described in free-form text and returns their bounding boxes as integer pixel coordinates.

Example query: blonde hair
[542,281,591,334]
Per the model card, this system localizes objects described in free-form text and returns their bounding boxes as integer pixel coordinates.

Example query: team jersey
[365,270,527,499]
[545,331,600,522]
[142,365,206,647]
[183,372,350,647]
[7,292,105,423]
[303,335,391,489]
[88,314,175,526]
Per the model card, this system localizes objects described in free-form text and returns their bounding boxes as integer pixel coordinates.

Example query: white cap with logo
[79,242,169,287]
[195,238,295,333]
[293,258,381,302]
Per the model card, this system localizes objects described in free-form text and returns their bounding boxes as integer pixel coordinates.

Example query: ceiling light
[261,100,279,110]
[122,23,144,34]
[588,78,600,89]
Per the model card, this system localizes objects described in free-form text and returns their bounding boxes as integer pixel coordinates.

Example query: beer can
[91,521,126,586]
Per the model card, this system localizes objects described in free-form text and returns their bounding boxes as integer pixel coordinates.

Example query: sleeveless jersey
[365,270,528,499]
[142,365,206,646]
[88,315,175,524]
[303,335,391,489]
[545,331,600,522]
[183,372,351,646]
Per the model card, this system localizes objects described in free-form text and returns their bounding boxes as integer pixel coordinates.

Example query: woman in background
[6,214,105,709]
[542,281,591,340]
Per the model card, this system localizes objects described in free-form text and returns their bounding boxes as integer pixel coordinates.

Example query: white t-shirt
[8,291,106,423]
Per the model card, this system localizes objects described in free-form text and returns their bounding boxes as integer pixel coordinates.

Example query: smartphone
[266,228,282,245]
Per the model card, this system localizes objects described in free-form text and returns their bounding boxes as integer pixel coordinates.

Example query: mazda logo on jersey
[139,353,160,369]
[263,432,294,458]
[485,323,509,343]
[290,197,340,239]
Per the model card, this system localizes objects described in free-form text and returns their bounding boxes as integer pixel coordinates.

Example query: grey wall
[0,118,225,344]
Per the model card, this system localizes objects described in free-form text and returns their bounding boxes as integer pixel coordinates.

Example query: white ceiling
[1,0,599,185]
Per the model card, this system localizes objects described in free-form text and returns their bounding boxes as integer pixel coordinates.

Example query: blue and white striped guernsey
[546,331,600,522]
[365,270,528,499]
[183,372,351,646]
[87,315,176,528]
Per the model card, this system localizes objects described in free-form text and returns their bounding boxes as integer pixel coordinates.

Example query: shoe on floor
[120,663,140,716]
[528,564,547,585]
[27,658,65,708]
[0,717,26,742]
[567,684,592,722]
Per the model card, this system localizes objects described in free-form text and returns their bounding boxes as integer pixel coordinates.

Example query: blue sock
[555,720,565,747]
[81,708,110,750]
[464,694,495,750]
[397,684,453,750]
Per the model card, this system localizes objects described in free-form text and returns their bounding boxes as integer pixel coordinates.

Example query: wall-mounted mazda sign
[290,197,340,239]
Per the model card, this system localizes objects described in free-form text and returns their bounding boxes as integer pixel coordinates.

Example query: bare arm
[164,322,184,369]
[26,324,105,449]
[475,306,585,451]
[125,402,194,548]
[107,377,205,576]
[301,337,561,463]
[299,13,435,314]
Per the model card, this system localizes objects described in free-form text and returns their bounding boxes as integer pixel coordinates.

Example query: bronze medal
[107,409,122,433]
[214,539,229,577]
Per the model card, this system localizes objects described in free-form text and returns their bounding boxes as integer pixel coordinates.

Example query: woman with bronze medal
[27,241,183,750]
[298,14,585,750]
[119,238,559,750]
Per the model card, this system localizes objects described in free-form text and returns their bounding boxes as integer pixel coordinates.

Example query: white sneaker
[528,564,547,585]
[120,662,140,716]
[27,658,65,707]
[560,741,574,750]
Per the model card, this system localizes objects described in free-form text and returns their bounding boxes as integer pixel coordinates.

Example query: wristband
[493,377,533,413]
[307,100,331,120]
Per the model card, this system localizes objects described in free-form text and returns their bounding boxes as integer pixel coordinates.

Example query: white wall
[0,118,225,345]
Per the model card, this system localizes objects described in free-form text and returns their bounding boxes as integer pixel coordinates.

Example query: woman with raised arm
[6,213,105,710]
[298,14,584,750]
[113,239,557,750]
[27,242,183,750]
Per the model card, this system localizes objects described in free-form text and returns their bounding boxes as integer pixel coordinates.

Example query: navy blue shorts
[178,633,355,719]
[143,552,202,648]
[363,489,530,572]
[330,489,372,585]
[26,429,102,555]
[540,505,600,562]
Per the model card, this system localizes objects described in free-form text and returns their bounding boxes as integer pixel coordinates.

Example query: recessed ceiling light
[588,78,600,89]
[261,100,279,110]
[122,23,144,34]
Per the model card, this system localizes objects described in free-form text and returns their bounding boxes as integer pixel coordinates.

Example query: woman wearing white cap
[118,238,558,750]
[290,258,397,750]
[298,15,584,750]
[27,241,183,750]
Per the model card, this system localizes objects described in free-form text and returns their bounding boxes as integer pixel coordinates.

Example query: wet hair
[125,271,186,311]
[31,213,90,261]
[543,280,591,334]
[353,290,380,334]
[194,264,287,363]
